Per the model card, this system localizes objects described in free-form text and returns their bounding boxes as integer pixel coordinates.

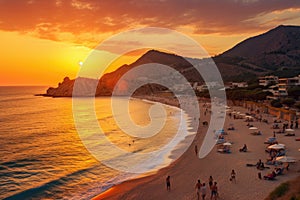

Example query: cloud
[244,8,300,28]
[0,0,299,46]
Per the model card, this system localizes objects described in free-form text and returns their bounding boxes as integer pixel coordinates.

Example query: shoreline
[92,94,197,199]
[92,95,300,200]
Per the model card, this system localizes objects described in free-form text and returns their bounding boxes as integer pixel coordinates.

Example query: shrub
[269,182,290,199]
[271,99,282,108]
[281,98,296,107]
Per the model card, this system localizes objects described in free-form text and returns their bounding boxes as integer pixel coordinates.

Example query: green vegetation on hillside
[265,176,300,200]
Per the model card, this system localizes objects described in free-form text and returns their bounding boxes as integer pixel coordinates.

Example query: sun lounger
[217,148,231,153]
[284,133,295,136]
[263,175,276,180]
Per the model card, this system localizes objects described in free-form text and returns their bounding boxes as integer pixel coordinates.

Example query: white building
[277,76,300,97]
[259,76,278,87]
[230,82,248,88]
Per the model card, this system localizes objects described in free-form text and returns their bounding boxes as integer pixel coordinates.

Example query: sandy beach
[93,97,300,200]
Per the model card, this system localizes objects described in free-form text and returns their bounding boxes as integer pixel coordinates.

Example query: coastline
[92,94,200,200]
[91,94,197,199]
[92,95,300,200]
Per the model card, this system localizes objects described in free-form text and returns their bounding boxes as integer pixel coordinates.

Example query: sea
[0,86,195,200]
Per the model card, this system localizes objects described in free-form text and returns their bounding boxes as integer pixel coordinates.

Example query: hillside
[216,25,300,80]
[45,25,300,97]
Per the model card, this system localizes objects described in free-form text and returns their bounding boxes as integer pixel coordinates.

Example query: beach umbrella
[285,129,294,132]
[239,113,246,116]
[245,115,253,118]
[215,129,225,135]
[276,156,296,163]
[223,142,232,146]
[268,144,285,149]
[249,127,258,130]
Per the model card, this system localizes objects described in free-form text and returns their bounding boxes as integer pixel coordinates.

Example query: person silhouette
[166,176,171,191]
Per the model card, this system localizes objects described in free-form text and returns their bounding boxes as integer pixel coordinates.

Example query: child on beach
[230,169,236,183]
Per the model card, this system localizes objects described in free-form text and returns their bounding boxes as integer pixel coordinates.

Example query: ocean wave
[3,165,100,200]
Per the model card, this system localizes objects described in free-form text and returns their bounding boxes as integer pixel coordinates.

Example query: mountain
[215,25,300,80]
[45,25,300,97]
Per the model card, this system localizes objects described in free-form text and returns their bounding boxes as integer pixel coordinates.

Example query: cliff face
[46,77,99,97]
[46,77,74,97]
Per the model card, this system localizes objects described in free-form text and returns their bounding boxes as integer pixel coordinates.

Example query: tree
[288,86,300,99]
[271,99,282,108]
[281,98,295,107]
[294,102,300,110]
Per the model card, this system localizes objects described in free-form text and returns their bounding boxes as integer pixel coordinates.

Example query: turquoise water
[0,87,192,199]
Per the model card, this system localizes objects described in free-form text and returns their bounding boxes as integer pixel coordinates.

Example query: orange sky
[0,0,299,86]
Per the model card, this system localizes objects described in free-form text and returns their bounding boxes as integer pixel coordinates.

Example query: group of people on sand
[166,175,220,200]
[194,176,218,200]
[272,119,298,132]
[263,166,286,180]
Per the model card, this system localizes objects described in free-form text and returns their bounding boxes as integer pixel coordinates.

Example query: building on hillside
[277,76,300,97]
[195,85,208,92]
[258,76,278,87]
[230,82,248,88]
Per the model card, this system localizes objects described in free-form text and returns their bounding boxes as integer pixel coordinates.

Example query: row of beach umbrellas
[226,107,299,161]
[246,125,298,163]
[249,127,295,132]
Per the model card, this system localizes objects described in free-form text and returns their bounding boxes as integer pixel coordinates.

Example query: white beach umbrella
[249,127,258,130]
[268,144,285,150]
[275,156,296,163]
[245,115,253,118]
[285,129,294,132]
[223,142,232,146]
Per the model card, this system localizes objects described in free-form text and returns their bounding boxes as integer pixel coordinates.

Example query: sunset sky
[0,0,300,86]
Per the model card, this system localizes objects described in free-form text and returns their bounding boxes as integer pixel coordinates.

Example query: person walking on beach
[195,144,198,156]
[201,182,207,200]
[230,169,236,183]
[210,182,218,200]
[195,179,201,200]
[166,176,171,191]
[208,176,213,190]
[290,121,294,129]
